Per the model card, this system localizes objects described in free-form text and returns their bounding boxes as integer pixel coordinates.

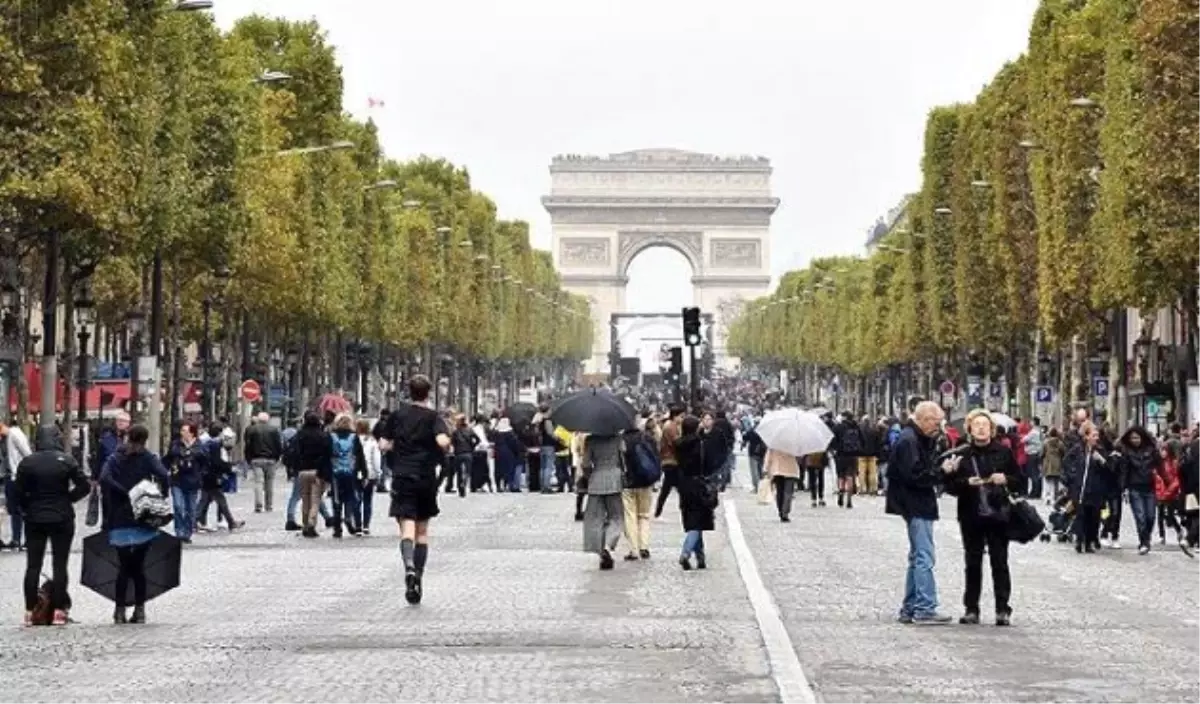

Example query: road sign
[988,383,1002,399]
[1147,400,1160,416]
[939,380,956,396]
[1093,377,1109,397]
[239,379,262,403]
[1035,386,1054,403]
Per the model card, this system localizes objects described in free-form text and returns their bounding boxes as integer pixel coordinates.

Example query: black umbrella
[505,402,538,431]
[81,531,182,604]
[549,388,637,436]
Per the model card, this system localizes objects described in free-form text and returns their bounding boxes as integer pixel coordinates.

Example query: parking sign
[1035,386,1053,403]
[1093,378,1109,397]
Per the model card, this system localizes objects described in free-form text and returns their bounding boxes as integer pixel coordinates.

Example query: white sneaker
[1110,540,1122,550]
[1137,545,1150,555]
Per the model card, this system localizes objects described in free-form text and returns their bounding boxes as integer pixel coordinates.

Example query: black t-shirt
[381,403,449,479]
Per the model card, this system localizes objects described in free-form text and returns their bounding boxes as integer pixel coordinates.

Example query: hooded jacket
[1116,426,1160,493]
[99,445,170,531]
[12,426,91,524]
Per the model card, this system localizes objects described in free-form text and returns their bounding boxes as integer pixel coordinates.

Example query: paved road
[0,456,1195,703]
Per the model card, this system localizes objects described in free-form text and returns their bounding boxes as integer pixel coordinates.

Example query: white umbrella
[754,408,834,457]
[990,412,1018,429]
[807,406,831,417]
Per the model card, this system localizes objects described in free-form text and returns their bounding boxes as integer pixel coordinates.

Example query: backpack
[625,435,662,488]
[331,434,355,476]
[886,424,901,450]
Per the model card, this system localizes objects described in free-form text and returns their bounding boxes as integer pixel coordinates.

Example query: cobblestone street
[0,456,1196,702]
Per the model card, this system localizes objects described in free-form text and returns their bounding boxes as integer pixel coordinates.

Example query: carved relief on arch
[616,230,703,277]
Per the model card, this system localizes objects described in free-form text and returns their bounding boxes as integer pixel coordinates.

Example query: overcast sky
[215,0,1039,365]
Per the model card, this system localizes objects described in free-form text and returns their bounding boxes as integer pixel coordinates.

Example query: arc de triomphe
[542,149,778,375]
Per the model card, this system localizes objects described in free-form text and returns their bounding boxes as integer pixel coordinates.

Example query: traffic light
[682,306,701,347]
[669,346,683,376]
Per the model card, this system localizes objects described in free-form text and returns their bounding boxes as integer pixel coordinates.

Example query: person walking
[535,404,559,494]
[163,422,205,543]
[1115,426,1161,554]
[450,414,479,498]
[0,419,33,550]
[1042,428,1065,504]
[98,425,170,625]
[621,420,659,561]
[581,432,625,570]
[654,405,685,518]
[1063,421,1113,553]
[195,425,243,534]
[858,415,881,495]
[677,416,716,570]
[834,412,864,508]
[243,412,283,514]
[292,412,332,539]
[1022,419,1045,499]
[942,410,1022,626]
[887,401,953,625]
[742,420,768,494]
[763,448,800,522]
[378,375,452,605]
[493,417,524,493]
[13,426,90,626]
[712,411,736,492]
[356,418,382,535]
[803,451,828,507]
[329,413,367,538]
[1155,443,1184,546]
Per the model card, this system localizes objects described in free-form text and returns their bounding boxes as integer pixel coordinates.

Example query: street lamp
[1069,97,1099,109]
[253,69,291,84]
[970,180,991,189]
[364,179,398,191]
[174,0,214,9]
[274,140,354,157]
[74,280,95,423]
[934,206,952,215]
[202,264,231,419]
[126,308,147,420]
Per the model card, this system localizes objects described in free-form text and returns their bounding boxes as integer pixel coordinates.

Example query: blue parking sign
[988,383,1002,398]
[1093,378,1109,397]
[1035,386,1053,403]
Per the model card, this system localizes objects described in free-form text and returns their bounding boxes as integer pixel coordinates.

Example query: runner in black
[378,375,451,605]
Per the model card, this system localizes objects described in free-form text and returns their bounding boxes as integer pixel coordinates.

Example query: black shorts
[389,474,440,522]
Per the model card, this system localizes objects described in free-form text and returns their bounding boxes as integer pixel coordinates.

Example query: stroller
[1040,492,1076,543]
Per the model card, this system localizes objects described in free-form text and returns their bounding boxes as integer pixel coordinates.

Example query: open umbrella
[990,412,1018,429]
[81,531,182,604]
[317,393,353,416]
[549,388,637,436]
[505,402,538,431]
[754,408,834,457]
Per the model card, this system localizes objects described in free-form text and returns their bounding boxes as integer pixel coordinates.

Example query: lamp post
[285,347,299,422]
[74,281,95,423]
[0,260,20,423]
[126,308,147,422]
[202,264,230,420]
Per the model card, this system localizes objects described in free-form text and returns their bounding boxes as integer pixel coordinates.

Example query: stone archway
[544,148,778,375]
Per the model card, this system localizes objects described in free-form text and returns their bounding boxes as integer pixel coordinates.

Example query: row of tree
[728,0,1197,420]
[1,1,591,422]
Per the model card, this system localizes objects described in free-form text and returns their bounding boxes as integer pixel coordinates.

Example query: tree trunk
[62,276,76,437]
[15,283,30,428]
[164,259,182,445]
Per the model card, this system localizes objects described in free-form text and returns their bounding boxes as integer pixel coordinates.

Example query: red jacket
[1155,457,1181,502]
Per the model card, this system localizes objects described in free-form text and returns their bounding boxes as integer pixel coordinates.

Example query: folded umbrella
[81,531,182,604]
[754,408,834,458]
[549,389,637,436]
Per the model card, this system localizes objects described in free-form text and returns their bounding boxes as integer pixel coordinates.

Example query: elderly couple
[888,402,1022,626]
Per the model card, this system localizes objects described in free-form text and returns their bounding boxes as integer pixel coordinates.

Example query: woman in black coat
[1063,421,1114,554]
[942,410,1023,626]
[677,416,716,571]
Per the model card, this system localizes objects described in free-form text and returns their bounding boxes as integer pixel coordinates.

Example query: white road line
[723,498,818,704]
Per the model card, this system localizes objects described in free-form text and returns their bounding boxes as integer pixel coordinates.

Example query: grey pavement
[727,455,1200,703]
[0,457,1196,703]
[0,472,775,703]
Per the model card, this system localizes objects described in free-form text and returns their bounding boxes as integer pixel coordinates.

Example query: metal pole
[240,311,252,381]
[77,327,90,423]
[201,297,212,420]
[688,343,699,412]
[40,230,59,426]
[129,327,142,423]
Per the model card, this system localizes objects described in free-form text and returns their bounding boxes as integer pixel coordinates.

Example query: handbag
[971,458,1009,524]
[1186,493,1199,513]
[1006,495,1046,544]
[128,478,173,529]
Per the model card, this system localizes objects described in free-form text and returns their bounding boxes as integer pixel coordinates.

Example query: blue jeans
[682,530,706,558]
[902,517,939,618]
[1128,489,1157,548]
[360,480,376,530]
[170,486,199,540]
[540,447,557,491]
[1025,456,1043,499]
[721,454,735,488]
[331,473,361,532]
[747,456,763,491]
[510,462,525,492]
[3,477,21,546]
[288,477,331,523]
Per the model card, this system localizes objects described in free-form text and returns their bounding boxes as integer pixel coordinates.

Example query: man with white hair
[886,400,954,625]
[243,412,283,513]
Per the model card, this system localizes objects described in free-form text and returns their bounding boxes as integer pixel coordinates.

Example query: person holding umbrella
[98,424,170,624]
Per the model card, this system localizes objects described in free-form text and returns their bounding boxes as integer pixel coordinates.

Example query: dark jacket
[494,430,524,479]
[1115,427,1160,493]
[163,438,207,491]
[834,418,866,457]
[451,427,479,455]
[859,421,881,457]
[93,428,122,479]
[1181,438,1200,500]
[291,422,333,481]
[99,446,170,531]
[741,428,767,460]
[200,438,233,491]
[712,418,735,462]
[243,422,283,461]
[12,426,91,525]
[942,439,1023,525]
[676,433,715,532]
[885,423,941,521]
[1062,443,1114,508]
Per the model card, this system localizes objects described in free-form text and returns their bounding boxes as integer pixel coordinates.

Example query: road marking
[723,498,817,704]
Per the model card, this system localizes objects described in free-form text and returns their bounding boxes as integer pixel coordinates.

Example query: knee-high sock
[400,538,415,572]
[413,543,429,575]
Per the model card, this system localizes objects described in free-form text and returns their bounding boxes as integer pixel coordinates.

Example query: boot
[285,520,301,531]
[130,605,146,624]
[113,607,127,625]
